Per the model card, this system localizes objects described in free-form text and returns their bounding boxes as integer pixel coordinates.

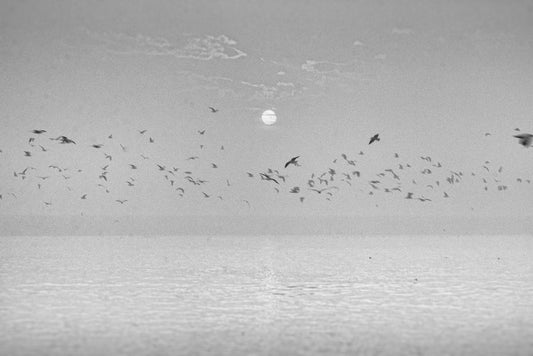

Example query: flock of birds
[0,110,532,210]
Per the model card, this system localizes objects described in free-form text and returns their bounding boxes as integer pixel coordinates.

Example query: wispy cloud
[392,27,414,35]
[84,30,247,60]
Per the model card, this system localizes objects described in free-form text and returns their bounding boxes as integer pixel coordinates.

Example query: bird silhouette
[51,136,76,144]
[284,156,300,168]
[259,173,279,184]
[369,134,380,145]
[139,129,147,134]
[31,130,47,134]
[116,199,127,204]
[514,133,533,147]
[209,106,219,113]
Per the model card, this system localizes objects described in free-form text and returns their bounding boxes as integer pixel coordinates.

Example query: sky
[1,0,533,221]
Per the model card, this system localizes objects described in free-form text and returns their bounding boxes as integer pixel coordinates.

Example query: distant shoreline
[1,215,532,236]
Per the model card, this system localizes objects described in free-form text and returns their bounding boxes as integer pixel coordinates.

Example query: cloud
[300,59,358,75]
[84,30,247,60]
[392,28,414,35]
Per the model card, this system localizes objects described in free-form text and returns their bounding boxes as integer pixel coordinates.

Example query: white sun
[261,110,277,125]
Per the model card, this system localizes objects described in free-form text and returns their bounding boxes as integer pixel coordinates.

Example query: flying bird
[51,136,76,144]
[24,151,31,157]
[139,129,147,134]
[284,156,300,168]
[209,106,219,113]
[92,144,103,149]
[198,130,206,135]
[369,134,380,145]
[31,130,47,134]
[81,194,87,200]
[259,173,279,184]
[116,200,127,204]
[514,133,533,147]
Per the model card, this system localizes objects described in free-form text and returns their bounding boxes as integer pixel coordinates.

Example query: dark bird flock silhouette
[0,120,531,210]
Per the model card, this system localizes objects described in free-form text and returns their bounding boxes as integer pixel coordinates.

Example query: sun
[261,110,277,125]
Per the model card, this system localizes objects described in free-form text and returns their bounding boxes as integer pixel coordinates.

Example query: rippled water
[1,235,532,355]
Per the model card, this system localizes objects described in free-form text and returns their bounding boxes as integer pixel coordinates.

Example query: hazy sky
[1,0,533,218]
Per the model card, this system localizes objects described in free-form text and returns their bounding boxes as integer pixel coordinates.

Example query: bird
[289,186,300,193]
[129,164,137,169]
[259,173,279,184]
[209,106,219,113]
[198,129,206,135]
[405,192,414,199]
[81,194,87,199]
[116,200,127,204]
[104,153,112,161]
[38,145,48,152]
[92,144,103,149]
[284,156,300,168]
[149,137,154,143]
[513,133,533,147]
[24,151,31,157]
[31,130,47,134]
[308,186,339,194]
[369,134,380,145]
[139,129,147,134]
[51,136,76,144]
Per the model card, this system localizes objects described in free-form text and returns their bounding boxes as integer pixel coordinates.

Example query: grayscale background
[1,1,532,355]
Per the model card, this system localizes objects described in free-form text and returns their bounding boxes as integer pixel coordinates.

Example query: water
[1,235,532,355]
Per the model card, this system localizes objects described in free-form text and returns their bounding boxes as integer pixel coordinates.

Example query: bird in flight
[24,151,31,157]
[369,134,380,145]
[116,199,127,204]
[31,130,47,134]
[284,156,300,168]
[53,136,76,144]
[81,194,87,200]
[514,133,533,147]
[259,173,279,184]
[209,106,219,113]
[139,129,147,135]
[198,130,206,135]
[92,144,103,149]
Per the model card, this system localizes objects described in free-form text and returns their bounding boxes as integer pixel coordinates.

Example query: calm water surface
[1,235,532,355]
